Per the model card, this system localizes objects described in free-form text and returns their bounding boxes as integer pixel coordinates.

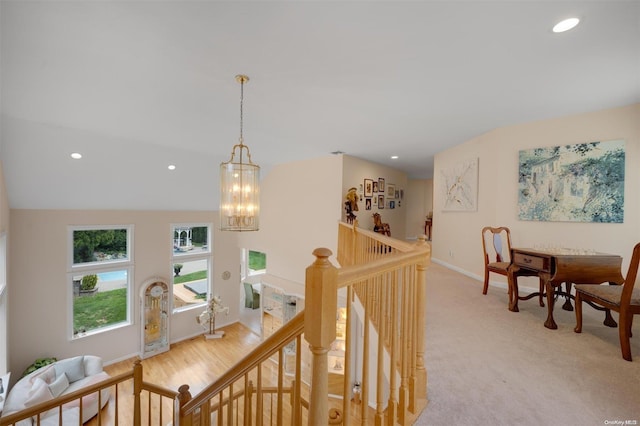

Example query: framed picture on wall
[387,184,395,198]
[378,178,385,192]
[364,179,373,197]
[378,195,385,209]
[373,181,378,193]
[365,198,372,210]
[389,200,395,209]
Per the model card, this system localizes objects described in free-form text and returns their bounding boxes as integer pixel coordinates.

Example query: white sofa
[1,355,110,425]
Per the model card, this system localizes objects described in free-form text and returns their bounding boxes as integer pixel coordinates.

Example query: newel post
[133,360,143,426]
[305,248,338,426]
[415,236,429,400]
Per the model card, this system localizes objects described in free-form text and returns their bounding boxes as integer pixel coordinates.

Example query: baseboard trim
[431,257,540,295]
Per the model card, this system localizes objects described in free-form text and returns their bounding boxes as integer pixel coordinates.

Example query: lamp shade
[220,147,260,231]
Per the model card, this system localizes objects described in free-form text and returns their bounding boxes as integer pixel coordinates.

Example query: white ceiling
[1,1,639,210]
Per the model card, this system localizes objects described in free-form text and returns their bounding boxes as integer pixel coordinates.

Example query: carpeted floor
[415,262,640,426]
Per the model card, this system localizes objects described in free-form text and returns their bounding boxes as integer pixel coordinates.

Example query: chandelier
[220,75,260,231]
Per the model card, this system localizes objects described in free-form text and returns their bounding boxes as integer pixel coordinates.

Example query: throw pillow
[47,372,69,398]
[29,364,56,385]
[54,356,85,383]
[24,378,53,407]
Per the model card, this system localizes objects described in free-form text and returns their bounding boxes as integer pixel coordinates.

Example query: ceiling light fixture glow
[553,18,580,33]
[391,155,399,159]
[70,152,82,159]
[168,165,176,170]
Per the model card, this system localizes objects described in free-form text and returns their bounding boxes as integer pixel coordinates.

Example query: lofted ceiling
[1,1,638,211]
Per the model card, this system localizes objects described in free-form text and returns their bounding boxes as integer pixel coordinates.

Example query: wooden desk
[508,248,624,330]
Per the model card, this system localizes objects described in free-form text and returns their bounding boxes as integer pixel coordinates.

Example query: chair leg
[619,310,632,361]
[574,292,583,333]
[482,269,489,295]
[538,277,545,307]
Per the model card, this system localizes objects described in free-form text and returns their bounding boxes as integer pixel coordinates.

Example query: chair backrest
[481,226,512,265]
[621,242,640,305]
[243,282,255,298]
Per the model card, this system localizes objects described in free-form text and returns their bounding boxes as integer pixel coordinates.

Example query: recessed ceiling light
[70,152,82,159]
[391,155,399,159]
[168,164,176,171]
[553,18,580,33]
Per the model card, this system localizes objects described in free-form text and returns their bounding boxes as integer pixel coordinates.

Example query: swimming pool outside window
[68,225,133,339]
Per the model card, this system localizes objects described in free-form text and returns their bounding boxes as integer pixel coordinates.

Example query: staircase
[0,221,430,426]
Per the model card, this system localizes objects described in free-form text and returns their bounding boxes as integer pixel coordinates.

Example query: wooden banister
[2,222,430,426]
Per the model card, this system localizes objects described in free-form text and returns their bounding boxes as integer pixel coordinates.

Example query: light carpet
[415,262,640,426]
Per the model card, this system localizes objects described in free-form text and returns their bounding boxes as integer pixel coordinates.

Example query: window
[68,226,133,339]
[241,249,266,280]
[172,224,211,312]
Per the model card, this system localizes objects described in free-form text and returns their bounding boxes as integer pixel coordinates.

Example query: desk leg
[508,269,519,312]
[604,309,617,328]
[561,282,574,311]
[544,281,558,330]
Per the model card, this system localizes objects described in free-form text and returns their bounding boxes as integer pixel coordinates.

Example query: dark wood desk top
[511,248,624,285]
[509,247,625,329]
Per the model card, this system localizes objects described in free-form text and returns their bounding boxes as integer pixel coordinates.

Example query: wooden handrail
[2,222,429,426]
[179,312,305,416]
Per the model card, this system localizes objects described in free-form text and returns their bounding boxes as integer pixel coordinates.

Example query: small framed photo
[378,195,385,209]
[364,179,373,197]
[373,181,378,193]
[378,178,385,192]
[365,198,372,210]
[389,200,395,209]
[387,184,395,198]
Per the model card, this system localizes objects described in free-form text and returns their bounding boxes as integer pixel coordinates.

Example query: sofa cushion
[38,407,80,426]
[28,364,56,385]
[53,356,85,383]
[63,371,111,423]
[48,372,69,398]
[24,378,53,407]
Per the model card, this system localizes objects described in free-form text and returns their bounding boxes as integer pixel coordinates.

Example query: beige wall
[8,209,239,377]
[433,103,640,290]
[238,155,343,285]
[0,162,8,374]
[406,178,433,240]
[342,155,409,239]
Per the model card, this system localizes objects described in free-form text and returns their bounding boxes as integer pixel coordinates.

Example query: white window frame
[171,223,212,313]
[67,225,134,340]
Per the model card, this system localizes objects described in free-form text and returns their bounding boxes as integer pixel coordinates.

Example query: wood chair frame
[574,242,640,361]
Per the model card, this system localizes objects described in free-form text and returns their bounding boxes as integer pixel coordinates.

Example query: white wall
[432,103,640,290]
[238,155,343,285]
[8,209,239,377]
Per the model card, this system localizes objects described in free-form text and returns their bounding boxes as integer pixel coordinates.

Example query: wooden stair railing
[177,221,429,426]
[178,312,308,425]
[1,222,429,426]
[0,360,180,426]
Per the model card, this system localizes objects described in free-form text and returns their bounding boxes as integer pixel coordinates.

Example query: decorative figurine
[197,295,229,339]
[345,187,359,224]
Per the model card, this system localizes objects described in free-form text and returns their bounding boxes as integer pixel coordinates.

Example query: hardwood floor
[105,321,263,392]
[90,319,406,425]
[87,321,263,425]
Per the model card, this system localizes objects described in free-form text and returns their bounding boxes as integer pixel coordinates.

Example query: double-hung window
[171,224,211,312]
[68,225,133,338]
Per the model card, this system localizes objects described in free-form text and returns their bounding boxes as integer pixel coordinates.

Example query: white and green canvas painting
[518,140,625,223]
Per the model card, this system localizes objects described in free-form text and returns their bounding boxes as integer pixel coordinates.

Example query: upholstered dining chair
[481,226,513,295]
[243,282,260,309]
[481,226,544,306]
[574,242,640,361]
